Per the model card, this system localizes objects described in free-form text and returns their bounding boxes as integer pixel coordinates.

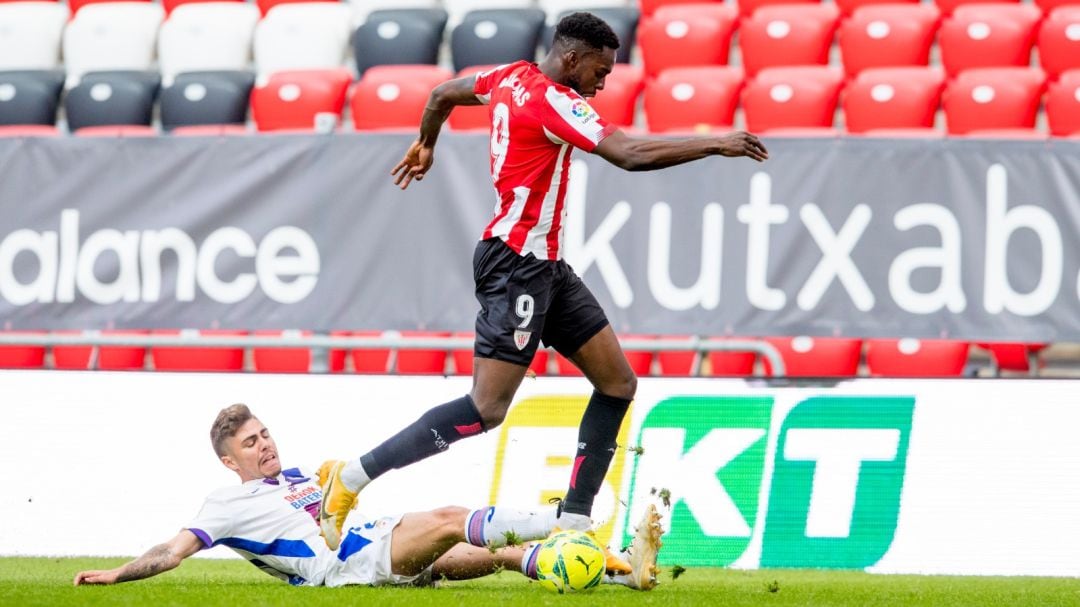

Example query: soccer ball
[534,530,606,594]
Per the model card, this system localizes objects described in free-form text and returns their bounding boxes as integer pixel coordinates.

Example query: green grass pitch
[5,557,1080,607]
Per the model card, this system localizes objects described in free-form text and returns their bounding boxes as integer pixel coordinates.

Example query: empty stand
[740,4,840,78]
[53,329,149,370]
[835,0,921,17]
[256,0,327,18]
[450,8,546,72]
[866,338,969,377]
[253,3,352,80]
[395,330,451,374]
[350,330,391,374]
[639,0,725,17]
[843,67,945,133]
[761,336,862,377]
[644,66,743,133]
[587,63,644,128]
[252,330,346,373]
[637,4,737,78]
[351,65,452,131]
[157,2,259,86]
[1038,7,1080,82]
[1047,69,1080,136]
[839,4,942,77]
[171,124,249,135]
[448,64,495,131]
[151,329,247,371]
[934,0,1020,18]
[0,332,45,369]
[943,67,1046,135]
[705,350,756,376]
[68,0,152,16]
[62,2,165,88]
[444,0,536,26]
[0,70,64,126]
[353,8,448,75]
[939,4,1041,78]
[74,124,158,136]
[0,2,68,71]
[656,336,698,376]
[64,71,161,131]
[1036,0,1080,12]
[161,71,254,130]
[541,7,640,64]
[347,0,440,26]
[978,342,1046,374]
[251,68,351,132]
[0,125,60,136]
[162,0,244,16]
[743,66,845,133]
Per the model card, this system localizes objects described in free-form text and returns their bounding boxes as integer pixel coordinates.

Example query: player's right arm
[593,128,769,171]
[73,529,203,586]
[392,75,484,190]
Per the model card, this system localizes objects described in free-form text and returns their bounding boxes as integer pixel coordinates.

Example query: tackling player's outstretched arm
[73,529,203,586]
[593,129,769,171]
[392,75,483,190]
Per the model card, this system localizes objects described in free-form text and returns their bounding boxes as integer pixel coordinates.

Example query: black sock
[359,394,485,480]
[562,391,631,516]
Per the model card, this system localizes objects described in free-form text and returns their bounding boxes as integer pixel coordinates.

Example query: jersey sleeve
[184,494,233,549]
[472,64,511,105]
[540,86,618,152]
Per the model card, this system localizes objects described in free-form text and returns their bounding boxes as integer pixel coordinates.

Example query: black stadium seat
[541,7,639,64]
[353,8,448,76]
[0,70,64,126]
[451,8,545,73]
[161,71,255,130]
[64,70,161,131]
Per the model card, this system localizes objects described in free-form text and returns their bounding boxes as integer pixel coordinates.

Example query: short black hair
[553,12,620,52]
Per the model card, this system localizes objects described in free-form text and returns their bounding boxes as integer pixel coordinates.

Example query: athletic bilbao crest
[514,330,532,350]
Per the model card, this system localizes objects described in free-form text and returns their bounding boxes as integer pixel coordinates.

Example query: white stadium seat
[348,0,440,27]
[253,2,353,81]
[62,2,165,88]
[538,0,632,24]
[0,2,69,71]
[158,2,259,86]
[444,0,534,26]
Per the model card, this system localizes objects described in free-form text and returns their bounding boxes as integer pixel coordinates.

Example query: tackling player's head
[211,404,282,482]
[550,12,619,98]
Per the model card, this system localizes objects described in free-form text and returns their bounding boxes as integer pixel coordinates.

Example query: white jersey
[185,466,412,587]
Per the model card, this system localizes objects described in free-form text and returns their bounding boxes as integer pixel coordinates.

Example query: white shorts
[322,515,434,588]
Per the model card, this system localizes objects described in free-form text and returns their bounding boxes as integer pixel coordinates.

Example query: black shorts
[472,237,609,367]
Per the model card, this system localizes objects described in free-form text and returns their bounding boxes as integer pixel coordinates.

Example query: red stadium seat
[977,342,1047,373]
[587,63,644,128]
[939,4,1041,78]
[736,0,819,19]
[639,0,725,17]
[255,0,326,18]
[961,128,1048,139]
[761,336,862,377]
[0,125,60,137]
[150,329,247,372]
[350,330,391,374]
[68,0,150,17]
[0,331,45,369]
[655,335,698,376]
[620,335,656,376]
[162,0,242,16]
[644,66,743,133]
[171,124,249,136]
[351,65,452,131]
[843,67,945,133]
[839,4,942,77]
[396,330,450,375]
[866,338,969,376]
[252,330,346,373]
[53,329,149,370]
[705,342,756,377]
[858,127,943,138]
[448,65,496,132]
[1037,0,1080,12]
[835,0,920,18]
[251,68,351,132]
[739,4,840,78]
[74,125,158,137]
[743,66,845,133]
[943,67,1046,135]
[1047,69,1080,136]
[638,4,737,78]
[934,0,1019,17]
[1038,7,1080,82]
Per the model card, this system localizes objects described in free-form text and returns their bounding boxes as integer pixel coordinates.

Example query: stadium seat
[838,4,942,78]
[736,0,819,19]
[162,0,243,16]
[977,342,1047,374]
[960,128,1048,140]
[760,336,862,377]
[52,329,149,370]
[637,4,737,78]
[1036,0,1080,12]
[943,67,1046,135]
[857,127,943,138]
[157,2,259,86]
[448,64,496,131]
[539,0,631,18]
[250,68,351,132]
[353,8,448,76]
[395,330,451,374]
[252,330,346,373]
[0,70,65,126]
[0,2,68,71]
[835,0,920,18]
[655,335,699,376]
[939,4,1041,78]
[444,0,535,27]
[150,329,247,372]
[62,3,165,88]
[0,124,60,136]
[934,0,1020,18]
[865,338,969,377]
[540,7,640,64]
[255,0,327,18]
[1047,69,1080,136]
[160,71,254,130]
[1038,7,1080,82]
[739,4,840,78]
[350,330,391,374]
[67,0,152,17]
[347,0,440,26]
[743,66,845,133]
[450,8,546,72]
[644,66,743,133]
[74,124,158,136]
[171,124,249,136]
[705,348,756,377]
[351,65,452,131]
[0,331,46,369]
[843,67,946,133]
[253,3,352,81]
[64,71,161,131]
[639,0,725,17]
[585,63,644,128]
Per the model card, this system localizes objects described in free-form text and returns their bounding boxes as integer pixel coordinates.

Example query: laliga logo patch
[514,329,532,350]
[570,99,597,123]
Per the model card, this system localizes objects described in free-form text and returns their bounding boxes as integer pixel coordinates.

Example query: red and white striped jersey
[473,61,616,261]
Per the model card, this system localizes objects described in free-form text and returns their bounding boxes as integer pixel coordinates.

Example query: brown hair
[211,403,254,457]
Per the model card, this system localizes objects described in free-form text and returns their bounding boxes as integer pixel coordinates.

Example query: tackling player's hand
[74,569,119,585]
[716,131,769,162]
[391,139,435,190]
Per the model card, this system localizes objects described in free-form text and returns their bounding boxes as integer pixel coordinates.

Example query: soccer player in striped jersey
[73,404,661,589]
[320,11,765,574]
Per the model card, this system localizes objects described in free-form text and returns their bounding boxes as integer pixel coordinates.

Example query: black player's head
[551,12,619,97]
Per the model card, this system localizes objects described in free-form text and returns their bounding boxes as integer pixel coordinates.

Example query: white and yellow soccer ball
[534,530,606,594]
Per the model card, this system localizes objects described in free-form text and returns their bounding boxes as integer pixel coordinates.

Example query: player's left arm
[392,75,482,190]
[73,529,204,586]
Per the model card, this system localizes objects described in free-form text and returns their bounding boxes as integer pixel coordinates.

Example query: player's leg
[430,544,530,581]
